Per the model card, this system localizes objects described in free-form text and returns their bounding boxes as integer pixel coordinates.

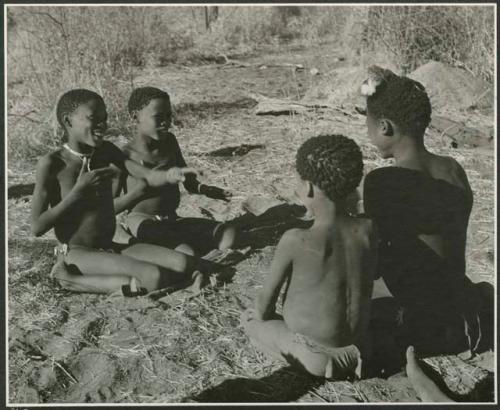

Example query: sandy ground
[7,45,495,404]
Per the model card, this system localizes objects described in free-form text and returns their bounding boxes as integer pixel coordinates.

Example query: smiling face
[66,99,107,148]
[135,97,172,140]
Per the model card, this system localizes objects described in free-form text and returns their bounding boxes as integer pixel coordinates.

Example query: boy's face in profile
[294,173,314,213]
[135,97,172,140]
[366,110,393,159]
[67,99,107,148]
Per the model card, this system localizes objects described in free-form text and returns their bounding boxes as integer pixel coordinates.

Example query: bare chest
[126,142,180,169]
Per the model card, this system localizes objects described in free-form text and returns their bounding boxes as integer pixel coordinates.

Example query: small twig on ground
[52,359,78,384]
[309,389,329,402]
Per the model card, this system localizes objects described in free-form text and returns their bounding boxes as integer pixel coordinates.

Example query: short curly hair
[128,87,171,115]
[365,66,432,137]
[56,89,105,128]
[296,134,363,201]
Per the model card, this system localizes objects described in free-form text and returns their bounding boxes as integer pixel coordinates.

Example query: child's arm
[172,137,232,201]
[197,183,232,202]
[184,174,232,201]
[31,154,115,237]
[349,222,378,351]
[112,177,149,215]
[106,141,195,187]
[255,229,295,320]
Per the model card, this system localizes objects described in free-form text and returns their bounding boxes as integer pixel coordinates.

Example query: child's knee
[134,264,162,292]
[215,223,237,250]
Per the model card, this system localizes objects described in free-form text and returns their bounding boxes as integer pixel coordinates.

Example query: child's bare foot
[50,259,81,292]
[203,247,250,266]
[50,258,67,280]
[239,308,255,327]
[406,346,454,402]
[157,271,209,307]
[187,270,208,294]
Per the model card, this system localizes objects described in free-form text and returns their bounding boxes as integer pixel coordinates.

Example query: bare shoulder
[277,228,305,254]
[36,150,64,176]
[432,154,471,191]
[280,227,304,244]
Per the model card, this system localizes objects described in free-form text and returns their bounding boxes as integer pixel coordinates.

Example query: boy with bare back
[121,87,236,256]
[32,89,219,295]
[242,135,377,379]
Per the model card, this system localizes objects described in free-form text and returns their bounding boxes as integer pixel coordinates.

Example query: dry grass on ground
[7,45,495,404]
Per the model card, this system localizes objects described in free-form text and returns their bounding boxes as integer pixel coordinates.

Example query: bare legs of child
[405,346,454,402]
[128,214,238,257]
[241,310,360,379]
[241,310,330,377]
[51,243,219,294]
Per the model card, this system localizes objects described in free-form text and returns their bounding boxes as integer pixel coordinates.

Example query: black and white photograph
[5,2,497,405]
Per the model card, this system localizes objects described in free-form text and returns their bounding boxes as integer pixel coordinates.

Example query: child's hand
[73,165,115,197]
[166,167,198,184]
[147,167,198,187]
[199,185,232,202]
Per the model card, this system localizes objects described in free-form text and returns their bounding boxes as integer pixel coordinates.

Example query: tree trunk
[205,6,218,31]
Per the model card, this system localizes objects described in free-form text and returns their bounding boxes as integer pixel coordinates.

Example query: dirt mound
[302,61,493,114]
[409,61,493,111]
[302,66,367,107]
[302,62,400,107]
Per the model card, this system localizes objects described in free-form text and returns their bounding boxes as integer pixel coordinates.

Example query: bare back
[283,217,375,348]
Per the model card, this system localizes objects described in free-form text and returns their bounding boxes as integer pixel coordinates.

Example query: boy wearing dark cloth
[32,89,220,295]
[121,87,236,256]
[242,135,377,379]
[360,66,487,358]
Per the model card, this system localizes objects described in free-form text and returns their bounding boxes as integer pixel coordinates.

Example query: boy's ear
[379,119,394,136]
[63,114,72,129]
[130,111,138,122]
[307,182,314,198]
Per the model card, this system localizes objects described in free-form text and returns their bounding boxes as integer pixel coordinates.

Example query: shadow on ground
[8,183,35,199]
[188,365,324,403]
[231,203,311,250]
[418,359,495,402]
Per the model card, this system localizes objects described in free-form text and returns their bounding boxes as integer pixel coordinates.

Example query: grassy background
[7,5,494,169]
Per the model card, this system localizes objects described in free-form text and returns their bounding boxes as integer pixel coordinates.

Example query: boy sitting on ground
[241,135,377,379]
[121,87,236,256]
[32,89,221,295]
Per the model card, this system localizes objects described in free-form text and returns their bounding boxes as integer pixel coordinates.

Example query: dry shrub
[362,6,495,81]
[6,5,495,169]
[6,6,202,166]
